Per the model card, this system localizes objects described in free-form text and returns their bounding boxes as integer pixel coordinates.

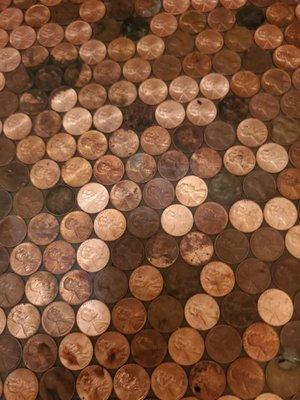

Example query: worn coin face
[95,331,130,370]
[4,368,39,400]
[114,364,150,400]
[23,334,57,373]
[77,299,111,336]
[59,332,93,371]
[76,365,113,400]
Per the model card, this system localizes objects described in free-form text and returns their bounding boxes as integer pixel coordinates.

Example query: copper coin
[190,147,222,179]
[221,290,258,328]
[4,368,39,400]
[0,90,18,118]
[76,365,112,400]
[218,94,248,123]
[23,334,57,373]
[3,113,32,141]
[0,215,26,247]
[111,235,144,270]
[273,255,300,296]
[189,360,226,400]
[256,142,288,173]
[77,299,111,336]
[95,331,130,369]
[109,128,139,158]
[168,327,204,366]
[114,364,150,400]
[172,124,202,154]
[129,264,163,301]
[205,324,242,364]
[262,68,291,95]
[93,59,121,85]
[250,227,284,262]
[42,301,75,337]
[264,197,298,231]
[271,115,300,145]
[45,185,75,216]
[143,178,175,209]
[112,297,146,334]
[224,145,256,176]
[161,204,193,237]
[30,159,60,190]
[243,322,280,362]
[180,231,213,266]
[123,57,151,82]
[77,238,109,272]
[7,303,40,339]
[227,358,265,399]
[28,213,58,246]
[33,110,61,138]
[93,104,123,133]
[131,329,167,368]
[46,133,76,162]
[43,240,75,275]
[165,259,200,300]
[176,176,207,207]
[182,51,212,78]
[25,271,58,306]
[258,288,293,326]
[266,358,300,399]
[250,92,280,121]
[215,229,249,264]
[237,118,268,147]
[10,242,41,276]
[39,367,75,400]
[153,54,181,81]
[0,136,15,166]
[148,295,183,333]
[17,136,46,165]
[50,86,77,113]
[185,293,220,330]
[289,141,300,168]
[169,76,199,104]
[77,130,108,160]
[0,273,24,308]
[59,332,93,370]
[94,265,128,304]
[229,199,263,233]
[285,225,300,259]
[94,209,126,241]
[212,48,241,75]
[93,154,124,185]
[281,89,300,119]
[59,270,91,305]
[225,25,253,52]
[243,169,276,203]
[194,202,228,235]
[280,320,300,356]
[208,7,235,31]
[77,182,109,214]
[108,80,137,107]
[126,153,157,183]
[200,261,235,297]
[78,83,107,110]
[150,12,178,37]
[110,180,142,211]
[61,157,92,188]
[0,246,9,274]
[60,211,93,244]
[204,120,236,151]
[0,336,21,375]
[145,232,178,268]
[0,161,29,192]
[277,168,300,200]
[151,362,188,400]
[0,189,12,218]
[155,100,185,129]
[236,258,271,294]
[294,291,300,318]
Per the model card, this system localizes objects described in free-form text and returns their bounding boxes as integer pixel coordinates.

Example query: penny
[77,182,109,214]
[135,0,161,17]
[161,204,193,237]
[145,232,178,268]
[150,12,178,37]
[95,331,130,369]
[7,303,40,339]
[0,246,9,274]
[289,141,300,168]
[45,185,75,216]
[61,157,92,187]
[43,240,75,275]
[39,367,75,400]
[126,153,157,183]
[93,154,124,185]
[25,271,58,306]
[59,270,91,305]
[191,148,222,179]
[4,369,39,400]
[204,121,236,151]
[33,110,61,138]
[172,124,202,155]
[222,290,258,328]
[108,80,137,108]
[148,295,183,333]
[200,261,235,297]
[30,159,60,190]
[109,129,139,158]
[250,227,285,262]
[131,329,167,368]
[78,83,107,110]
[76,365,112,400]
[3,113,32,140]
[212,49,241,75]
[0,189,12,218]
[0,161,29,192]
[0,215,27,247]
[42,301,75,337]
[250,93,280,121]
[224,145,256,176]
[243,169,276,203]
[60,211,93,244]
[281,89,300,119]
[277,168,300,200]
[243,322,280,362]
[271,115,300,145]
[242,45,273,74]
[229,199,263,233]
[256,143,288,173]
[77,238,109,272]
[28,213,58,246]
[267,2,294,26]
[129,264,163,301]
[46,133,76,162]
[273,255,300,296]
[266,358,300,399]
[166,259,200,300]
[215,229,249,264]
[155,100,185,129]
[112,297,146,334]
[264,197,298,231]
[123,100,155,132]
[94,266,128,304]
[111,235,144,270]
[0,335,22,374]
[17,136,45,165]
[196,29,224,55]
[225,25,253,52]
[182,51,211,79]
[227,358,265,399]
[185,293,220,331]
[205,324,242,364]
[280,320,300,356]
[0,273,24,308]
[151,362,187,400]
[34,65,62,92]
[207,7,235,31]
[59,332,93,370]
[189,360,226,400]
[50,86,77,112]
[194,202,228,235]
[218,94,248,123]
[236,258,271,294]
[292,68,300,90]
[0,136,15,166]
[258,288,293,326]
[180,231,213,266]
[153,54,181,81]
[200,73,230,100]
[77,299,111,336]
[262,68,291,95]
[10,242,42,276]
[187,98,217,126]
[236,4,264,28]
[169,76,199,104]
[168,327,204,366]
[285,225,300,259]
[23,334,57,373]
[25,4,51,27]
[176,175,207,207]
[93,59,121,85]
[110,180,142,211]
[0,90,19,118]
[114,364,150,400]
[127,206,160,239]
[77,130,107,160]
[143,178,174,209]
[230,70,260,98]
[255,23,283,50]
[94,209,126,241]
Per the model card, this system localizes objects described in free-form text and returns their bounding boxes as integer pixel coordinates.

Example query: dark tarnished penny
[126,153,157,183]
[243,169,277,202]
[0,161,29,192]
[272,255,300,296]
[280,320,300,356]
[0,273,24,308]
[236,258,271,294]
[250,227,285,262]
[145,232,179,268]
[218,94,248,123]
[0,136,15,166]
[143,178,175,209]
[112,297,146,335]
[39,367,75,400]
[209,171,242,205]
[95,331,130,369]
[111,235,144,270]
[148,295,184,333]
[0,90,19,118]
[205,325,242,364]
[28,213,59,246]
[12,186,44,219]
[0,189,12,218]
[158,150,189,181]
[166,260,200,301]
[190,147,222,179]
[221,290,258,329]
[23,334,57,373]
[277,168,300,200]
[266,358,300,399]
[215,229,249,264]
[194,202,228,235]
[173,123,203,154]
[127,206,160,239]
[289,141,300,168]
[0,246,9,274]
[45,185,75,216]
[204,121,236,151]
[131,329,167,368]
[0,335,22,373]
[94,265,128,304]
[0,215,27,247]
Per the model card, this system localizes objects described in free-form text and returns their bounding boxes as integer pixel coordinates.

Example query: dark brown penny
[209,171,242,205]
[60,211,93,244]
[0,273,24,308]
[28,213,59,246]
[126,153,157,183]
[243,169,277,202]
[0,161,29,192]
[289,141,300,168]
[277,168,300,200]
[180,231,213,267]
[153,54,182,81]
[148,295,184,333]
[95,331,130,369]
[190,147,222,179]
[212,49,241,75]
[39,367,75,400]
[143,178,175,209]
[166,260,201,301]
[205,325,242,364]
[166,29,194,57]
[271,115,300,145]
[204,121,236,151]
[158,150,189,181]
[45,185,75,216]
[221,290,258,329]
[236,258,271,294]
[194,202,228,235]
[0,335,22,373]
[13,186,44,219]
[242,45,273,74]
[0,136,15,167]
[266,357,300,399]
[94,154,124,185]
[272,255,300,296]
[20,88,48,115]
[33,110,62,138]
[0,215,27,247]
[145,232,179,268]
[0,90,19,118]
[183,51,212,78]
[189,360,226,400]
[23,334,57,373]
[111,235,144,271]
[127,206,160,239]
[123,100,155,133]
[93,59,121,85]
[173,123,203,154]
[294,291,300,318]
[22,45,49,69]
[5,64,34,94]
[50,1,79,25]
[250,227,285,262]
[215,229,249,264]
[131,329,167,368]
[0,246,9,274]
[0,189,12,218]
[218,94,248,123]
[34,65,63,92]
[112,297,146,335]
[94,265,128,304]
[280,320,300,355]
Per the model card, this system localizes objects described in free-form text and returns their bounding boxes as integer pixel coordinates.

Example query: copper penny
[166,260,200,301]
[200,73,230,99]
[277,168,300,200]
[60,211,93,244]
[143,178,174,209]
[161,204,193,237]
[0,246,9,274]
[229,199,263,233]
[169,76,199,104]
[236,258,271,294]
[168,327,204,366]
[114,364,150,400]
[46,133,76,162]
[150,12,178,37]
[42,301,75,337]
[185,293,220,330]
[4,368,38,400]
[204,121,235,151]
[176,175,207,207]
[77,299,111,336]
[28,213,59,246]
[153,54,181,81]
[131,329,167,368]
[77,130,108,160]
[93,154,124,185]
[129,264,163,301]
[61,157,92,188]
[126,153,157,183]
[172,123,203,154]
[264,197,298,231]
[0,215,27,247]
[200,261,235,297]
[262,68,291,95]
[77,238,109,272]
[258,288,293,326]
[250,227,285,262]
[243,322,280,362]
[17,136,45,165]
[0,273,24,308]
[218,94,248,123]
[243,169,276,203]
[45,185,75,216]
[109,80,137,107]
[285,225,300,259]
[224,145,256,176]
[94,265,128,304]
[194,202,228,235]
[221,290,258,328]
[237,118,268,147]
[123,57,151,83]
[59,269,91,305]
[94,209,126,241]
[180,231,213,266]
[109,129,139,158]
[225,26,253,52]
[190,147,222,178]
[50,86,77,113]
[93,104,123,133]
[215,229,249,264]
[289,141,300,168]
[77,182,109,213]
[59,332,93,370]
[205,325,242,364]
[110,180,142,211]
[25,271,58,306]
[76,365,112,400]
[151,362,188,400]
[10,242,41,276]
[256,142,288,173]
[273,255,300,296]
[7,303,40,339]
[249,92,280,121]
[155,100,185,129]
[95,331,130,369]
[148,295,183,333]
[281,89,300,119]
[78,83,107,110]
[39,367,75,400]
[145,232,178,268]
[0,136,15,166]
[43,240,75,275]
[111,235,144,270]
[0,335,22,373]
[30,159,60,189]
[0,189,12,218]
[23,334,57,373]
[112,297,146,334]
[271,115,300,145]
[33,110,61,138]
[93,59,121,85]
[0,308,5,334]
[266,358,300,399]
[212,48,241,75]
[3,113,32,140]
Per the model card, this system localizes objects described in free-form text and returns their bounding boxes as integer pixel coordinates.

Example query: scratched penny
[258,288,293,326]
[224,145,256,176]
[95,331,130,371]
[112,297,146,335]
[110,180,142,211]
[215,229,249,264]
[180,231,214,266]
[148,295,183,333]
[59,332,93,371]
[109,129,139,158]
[23,334,57,373]
[194,202,228,235]
[39,367,75,400]
[126,153,157,183]
[222,290,258,329]
[200,261,235,297]
[7,303,40,339]
[236,258,271,294]
[77,182,109,214]
[243,322,280,362]
[190,147,222,179]
[93,155,124,186]
[60,211,93,244]
[168,327,204,366]
[77,299,111,336]
[256,142,288,173]
[77,130,108,160]
[59,270,91,305]
[0,161,29,192]
[4,369,39,400]
[229,199,263,233]
[176,175,208,207]
[161,204,193,237]
[205,325,242,364]
[0,215,27,247]
[94,209,126,241]
[237,118,268,147]
[151,362,188,400]
[114,364,150,400]
[250,227,285,262]
[185,293,220,331]
[62,157,92,187]
[76,365,112,400]
[46,133,76,163]
[28,213,59,246]
[145,232,179,268]
[129,265,163,301]
[140,126,171,156]
[264,197,298,231]
[42,301,75,337]
[277,168,300,200]
[131,329,167,368]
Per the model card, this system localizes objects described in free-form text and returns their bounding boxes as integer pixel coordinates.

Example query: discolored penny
[0,335,22,373]
[46,133,76,162]
[200,261,235,297]
[258,288,293,326]
[204,121,236,151]
[129,264,163,301]
[39,367,75,400]
[209,171,242,205]
[224,145,256,176]
[33,110,61,138]
[76,365,112,400]
[45,185,75,216]
[60,211,93,244]
[127,206,160,239]
[93,155,124,186]
[7,303,40,339]
[111,235,144,270]
[0,136,15,166]
[30,159,60,190]
[266,358,300,399]
[212,48,241,75]
[112,297,146,334]
[194,202,228,235]
[42,301,75,337]
[273,255,300,296]
[0,246,9,274]
[61,157,92,188]
[236,4,265,29]
[165,260,200,301]
[94,266,128,304]
[243,322,280,362]
[289,141,300,168]
[59,270,91,305]
[143,178,174,210]
[277,168,300,200]
[23,334,57,373]
[215,229,249,264]
[221,290,258,329]
[0,273,24,308]
[271,115,300,145]
[243,169,277,203]
[95,331,130,370]
[151,362,188,400]
[4,368,39,400]
[59,332,93,370]
[185,293,220,331]
[236,258,271,294]
[189,360,226,400]
[205,324,242,364]
[77,130,108,160]
[250,227,285,262]
[77,299,111,336]
[227,358,265,399]
[114,364,150,400]
[168,327,204,366]
[145,232,178,268]
[0,215,27,247]
[28,213,59,246]
[0,90,19,118]
[43,240,75,275]
[262,68,291,95]
[126,153,157,183]
[0,161,29,192]
[111,180,142,211]
[109,129,139,158]
[158,150,189,181]
[94,209,126,241]
[0,189,12,218]
[131,329,167,368]
[180,231,213,266]
[264,197,298,231]
[148,295,183,333]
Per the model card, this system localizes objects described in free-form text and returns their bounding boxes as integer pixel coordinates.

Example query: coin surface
[76,365,113,400]
[59,332,93,370]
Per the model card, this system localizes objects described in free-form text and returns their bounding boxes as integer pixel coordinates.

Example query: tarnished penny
[94,266,128,304]
[141,126,171,156]
[0,273,24,308]
[94,209,126,241]
[215,229,249,264]
[0,215,27,247]
[200,261,235,297]
[112,297,146,334]
[194,202,228,235]
[59,332,93,370]
[77,130,108,160]
[43,240,75,275]
[10,242,42,276]
[127,206,160,239]
[151,362,188,400]
[190,147,222,179]
[168,327,204,366]
[4,368,39,400]
[185,293,220,330]
[12,186,44,219]
[180,231,214,266]
[250,227,285,262]
[145,232,179,268]
[39,367,75,400]
[158,150,189,181]
[129,264,163,301]
[61,157,92,187]
[111,235,144,270]
[131,329,167,368]
[77,299,111,336]
[148,295,183,333]
[221,290,258,328]
[0,335,22,373]
[95,331,130,369]
[59,270,91,305]
[236,258,271,294]
[28,213,59,246]
[23,334,57,373]
[60,211,93,244]
[25,271,58,306]
[143,178,175,209]
[76,365,112,400]
[114,364,150,400]
[7,303,40,339]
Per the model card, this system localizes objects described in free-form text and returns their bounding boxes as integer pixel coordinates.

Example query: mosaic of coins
[0,0,300,399]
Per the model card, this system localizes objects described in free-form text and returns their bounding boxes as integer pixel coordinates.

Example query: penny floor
[0,0,300,399]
